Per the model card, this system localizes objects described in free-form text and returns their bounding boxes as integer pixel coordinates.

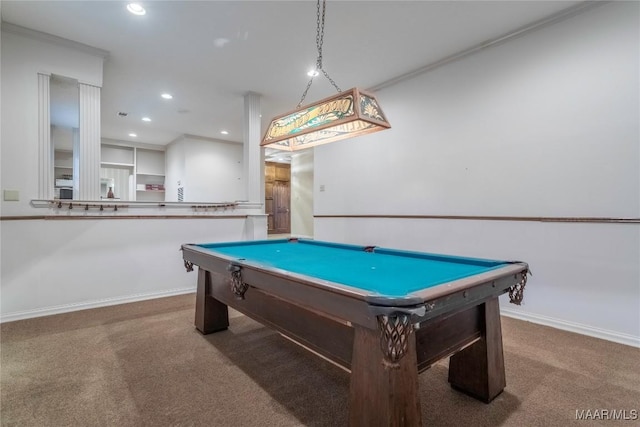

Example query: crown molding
[369,1,607,92]
[183,133,243,146]
[1,22,110,59]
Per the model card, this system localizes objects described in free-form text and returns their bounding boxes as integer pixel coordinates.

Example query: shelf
[54,165,72,169]
[136,172,164,177]
[101,162,134,167]
[136,189,165,193]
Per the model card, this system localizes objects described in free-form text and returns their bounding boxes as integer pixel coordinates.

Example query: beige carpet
[1,294,638,426]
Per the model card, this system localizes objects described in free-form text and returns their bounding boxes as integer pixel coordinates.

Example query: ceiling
[2,0,581,157]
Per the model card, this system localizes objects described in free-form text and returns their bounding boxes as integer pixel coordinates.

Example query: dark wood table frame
[182,244,528,426]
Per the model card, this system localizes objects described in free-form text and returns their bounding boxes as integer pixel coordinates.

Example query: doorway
[265,162,291,234]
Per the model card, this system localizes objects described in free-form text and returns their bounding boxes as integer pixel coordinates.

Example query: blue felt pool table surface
[195,239,510,297]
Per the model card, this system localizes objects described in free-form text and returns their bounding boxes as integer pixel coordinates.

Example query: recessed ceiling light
[129,133,137,137]
[307,69,319,77]
[142,117,151,122]
[161,93,173,100]
[126,3,146,16]
[220,130,229,135]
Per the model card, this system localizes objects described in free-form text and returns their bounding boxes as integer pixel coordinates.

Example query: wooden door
[265,162,291,234]
[273,180,291,234]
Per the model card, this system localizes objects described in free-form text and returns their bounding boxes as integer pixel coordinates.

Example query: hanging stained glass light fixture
[261,0,391,152]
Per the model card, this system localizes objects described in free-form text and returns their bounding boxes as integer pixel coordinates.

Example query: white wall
[1,29,103,216]
[165,136,244,202]
[290,151,314,237]
[0,218,247,321]
[314,2,639,346]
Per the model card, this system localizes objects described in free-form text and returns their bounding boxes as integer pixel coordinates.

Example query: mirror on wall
[50,75,79,200]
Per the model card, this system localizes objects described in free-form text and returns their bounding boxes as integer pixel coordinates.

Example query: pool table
[181,238,529,426]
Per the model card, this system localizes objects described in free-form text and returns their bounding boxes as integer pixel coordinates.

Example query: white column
[78,83,101,200]
[37,73,53,199]
[72,128,80,199]
[243,91,263,204]
[244,214,268,240]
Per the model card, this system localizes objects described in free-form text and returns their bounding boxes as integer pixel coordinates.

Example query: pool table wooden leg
[349,324,422,427]
[448,297,506,403]
[195,268,229,334]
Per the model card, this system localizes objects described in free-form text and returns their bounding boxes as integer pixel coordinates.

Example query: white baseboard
[0,286,196,323]
[501,308,640,348]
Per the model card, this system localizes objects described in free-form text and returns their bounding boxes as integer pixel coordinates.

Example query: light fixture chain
[316,0,341,93]
[297,77,315,108]
[322,69,342,93]
[316,0,325,70]
[297,0,342,108]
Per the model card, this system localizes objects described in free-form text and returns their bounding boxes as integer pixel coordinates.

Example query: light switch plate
[3,190,20,201]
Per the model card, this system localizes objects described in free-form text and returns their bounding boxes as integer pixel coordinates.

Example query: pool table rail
[182,243,528,313]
